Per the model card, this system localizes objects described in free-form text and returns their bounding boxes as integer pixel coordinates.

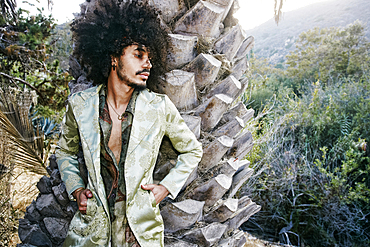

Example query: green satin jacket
[56,85,203,247]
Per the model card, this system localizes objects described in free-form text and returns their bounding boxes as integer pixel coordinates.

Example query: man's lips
[138,72,149,80]
[136,70,150,80]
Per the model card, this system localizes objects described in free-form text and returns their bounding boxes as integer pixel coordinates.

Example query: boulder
[52,183,70,207]
[36,176,52,194]
[18,219,52,247]
[24,201,42,223]
[43,217,70,244]
[35,194,65,218]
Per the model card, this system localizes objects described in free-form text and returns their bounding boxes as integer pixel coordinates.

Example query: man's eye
[135,53,143,58]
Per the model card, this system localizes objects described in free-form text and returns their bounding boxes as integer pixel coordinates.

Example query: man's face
[116,44,152,90]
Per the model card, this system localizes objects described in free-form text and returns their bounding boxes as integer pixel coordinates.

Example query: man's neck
[106,76,134,108]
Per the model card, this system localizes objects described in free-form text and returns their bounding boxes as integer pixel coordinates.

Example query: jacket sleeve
[159,96,203,199]
[55,100,85,197]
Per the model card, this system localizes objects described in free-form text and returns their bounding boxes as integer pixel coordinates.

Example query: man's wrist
[72,187,85,200]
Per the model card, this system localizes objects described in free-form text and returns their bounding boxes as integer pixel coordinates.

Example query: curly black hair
[71,0,169,88]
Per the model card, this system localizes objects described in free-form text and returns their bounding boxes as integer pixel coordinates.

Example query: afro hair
[71,0,169,89]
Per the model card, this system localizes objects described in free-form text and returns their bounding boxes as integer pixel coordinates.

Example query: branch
[0,72,43,98]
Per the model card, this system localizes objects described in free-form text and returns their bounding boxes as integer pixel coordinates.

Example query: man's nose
[144,57,152,69]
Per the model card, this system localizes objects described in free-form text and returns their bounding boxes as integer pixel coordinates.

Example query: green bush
[242,77,370,246]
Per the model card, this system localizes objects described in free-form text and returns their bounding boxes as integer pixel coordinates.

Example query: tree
[286,21,370,85]
[0,8,71,112]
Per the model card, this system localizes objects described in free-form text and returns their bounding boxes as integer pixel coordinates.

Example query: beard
[117,60,147,91]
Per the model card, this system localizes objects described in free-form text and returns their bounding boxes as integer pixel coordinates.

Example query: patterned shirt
[98,85,139,221]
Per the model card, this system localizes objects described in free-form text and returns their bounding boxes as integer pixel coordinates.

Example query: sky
[18,0,331,30]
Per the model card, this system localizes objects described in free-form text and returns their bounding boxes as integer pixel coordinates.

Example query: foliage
[0,87,47,174]
[0,8,71,112]
[286,21,370,87]
[242,22,370,247]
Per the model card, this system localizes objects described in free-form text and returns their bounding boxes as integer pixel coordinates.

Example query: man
[55,1,203,246]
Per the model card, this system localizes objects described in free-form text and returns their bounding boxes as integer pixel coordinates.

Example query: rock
[184,53,222,90]
[65,202,78,218]
[189,174,232,207]
[18,219,52,247]
[52,183,70,206]
[182,222,227,247]
[50,169,62,187]
[47,155,58,176]
[218,229,246,247]
[199,136,234,172]
[231,56,249,80]
[68,55,82,79]
[182,115,201,139]
[25,201,42,223]
[157,70,198,111]
[214,24,246,61]
[168,34,198,69]
[68,75,93,95]
[43,217,70,244]
[161,199,205,232]
[196,94,233,131]
[206,75,241,100]
[174,1,225,37]
[212,116,244,138]
[203,198,238,223]
[148,0,183,23]
[16,244,37,247]
[234,36,255,62]
[36,176,52,194]
[35,194,65,218]
[226,201,261,231]
[228,167,254,198]
[227,130,254,160]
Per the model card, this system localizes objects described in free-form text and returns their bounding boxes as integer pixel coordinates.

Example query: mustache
[136,69,150,75]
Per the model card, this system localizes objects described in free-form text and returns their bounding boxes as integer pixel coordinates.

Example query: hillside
[247,0,370,64]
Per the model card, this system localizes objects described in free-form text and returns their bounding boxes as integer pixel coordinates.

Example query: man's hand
[73,188,93,214]
[141,184,169,204]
